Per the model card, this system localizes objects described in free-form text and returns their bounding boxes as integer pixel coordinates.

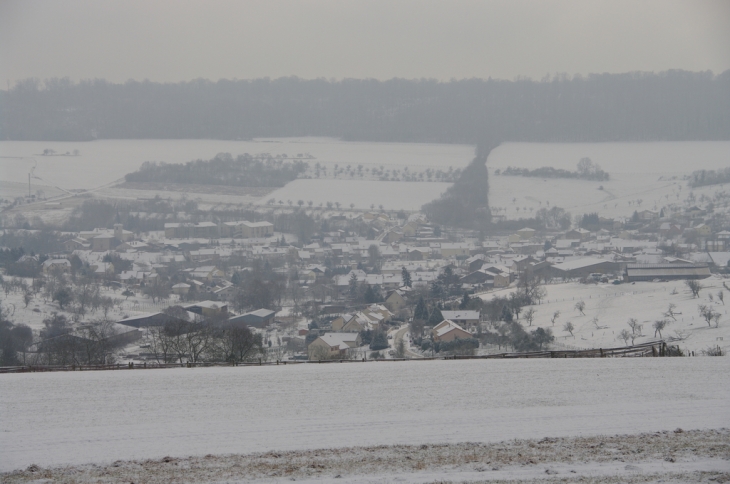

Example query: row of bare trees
[33,313,123,366]
[145,307,264,364]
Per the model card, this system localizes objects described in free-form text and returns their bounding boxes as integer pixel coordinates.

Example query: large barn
[625,263,711,282]
[550,258,619,279]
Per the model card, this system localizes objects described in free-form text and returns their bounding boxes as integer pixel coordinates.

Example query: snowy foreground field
[1,359,729,482]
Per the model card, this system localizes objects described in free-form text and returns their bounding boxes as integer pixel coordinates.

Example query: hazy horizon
[2,0,729,86]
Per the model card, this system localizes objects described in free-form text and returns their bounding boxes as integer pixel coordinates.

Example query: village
[1,189,729,368]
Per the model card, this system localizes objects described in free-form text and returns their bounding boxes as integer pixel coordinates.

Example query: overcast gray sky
[1,0,729,85]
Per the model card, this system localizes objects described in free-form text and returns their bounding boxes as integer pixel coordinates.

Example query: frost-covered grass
[1,358,728,473]
[2,430,728,483]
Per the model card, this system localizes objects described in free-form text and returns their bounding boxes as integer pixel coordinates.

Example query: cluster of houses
[20,199,728,361]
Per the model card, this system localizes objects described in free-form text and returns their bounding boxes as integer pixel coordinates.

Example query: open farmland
[1,358,728,477]
[258,179,452,211]
[3,139,729,214]
[0,138,474,191]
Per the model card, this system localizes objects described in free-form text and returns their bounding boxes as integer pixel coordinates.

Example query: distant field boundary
[0,341,682,374]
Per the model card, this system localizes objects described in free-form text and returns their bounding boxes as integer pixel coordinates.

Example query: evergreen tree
[459,292,471,309]
[500,305,513,322]
[364,285,378,304]
[370,330,389,351]
[428,306,444,324]
[348,272,358,299]
[231,271,242,286]
[401,267,412,288]
[413,296,429,321]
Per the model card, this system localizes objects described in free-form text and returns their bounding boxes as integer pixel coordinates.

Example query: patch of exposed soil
[3,429,728,483]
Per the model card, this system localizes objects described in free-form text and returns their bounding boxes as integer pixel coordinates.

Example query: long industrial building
[625,263,711,282]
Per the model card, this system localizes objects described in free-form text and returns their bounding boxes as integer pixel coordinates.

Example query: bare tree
[551,310,560,326]
[100,297,116,320]
[75,321,122,365]
[22,284,34,308]
[685,280,702,298]
[211,324,263,363]
[698,305,719,327]
[143,279,171,303]
[147,325,175,364]
[627,318,642,344]
[718,290,724,305]
[664,303,677,321]
[618,329,631,346]
[563,321,575,337]
[182,323,213,363]
[574,300,585,315]
[523,308,536,327]
[653,319,668,338]
[518,272,547,305]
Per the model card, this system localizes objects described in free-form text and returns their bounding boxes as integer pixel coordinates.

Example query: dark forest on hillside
[125,153,308,187]
[2,70,729,142]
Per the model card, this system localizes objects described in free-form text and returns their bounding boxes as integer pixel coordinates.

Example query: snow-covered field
[0,138,474,191]
[488,141,730,174]
[258,179,452,211]
[1,358,728,473]
[0,181,66,201]
[480,277,730,356]
[3,139,728,214]
[489,172,690,220]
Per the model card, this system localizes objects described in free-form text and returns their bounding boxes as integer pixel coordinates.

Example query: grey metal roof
[626,267,711,277]
[626,263,708,269]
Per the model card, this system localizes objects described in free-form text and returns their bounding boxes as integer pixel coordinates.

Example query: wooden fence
[0,341,680,374]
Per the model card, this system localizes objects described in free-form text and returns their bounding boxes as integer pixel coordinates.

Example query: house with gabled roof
[42,258,71,274]
[184,300,228,318]
[432,320,473,342]
[188,266,224,281]
[440,311,480,329]
[384,290,407,314]
[516,227,537,240]
[308,332,362,360]
[332,313,356,331]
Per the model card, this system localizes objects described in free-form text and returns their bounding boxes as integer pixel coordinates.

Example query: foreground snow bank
[1,359,728,473]
[3,430,728,483]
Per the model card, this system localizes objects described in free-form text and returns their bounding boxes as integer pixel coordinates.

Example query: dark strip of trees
[2,70,729,142]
